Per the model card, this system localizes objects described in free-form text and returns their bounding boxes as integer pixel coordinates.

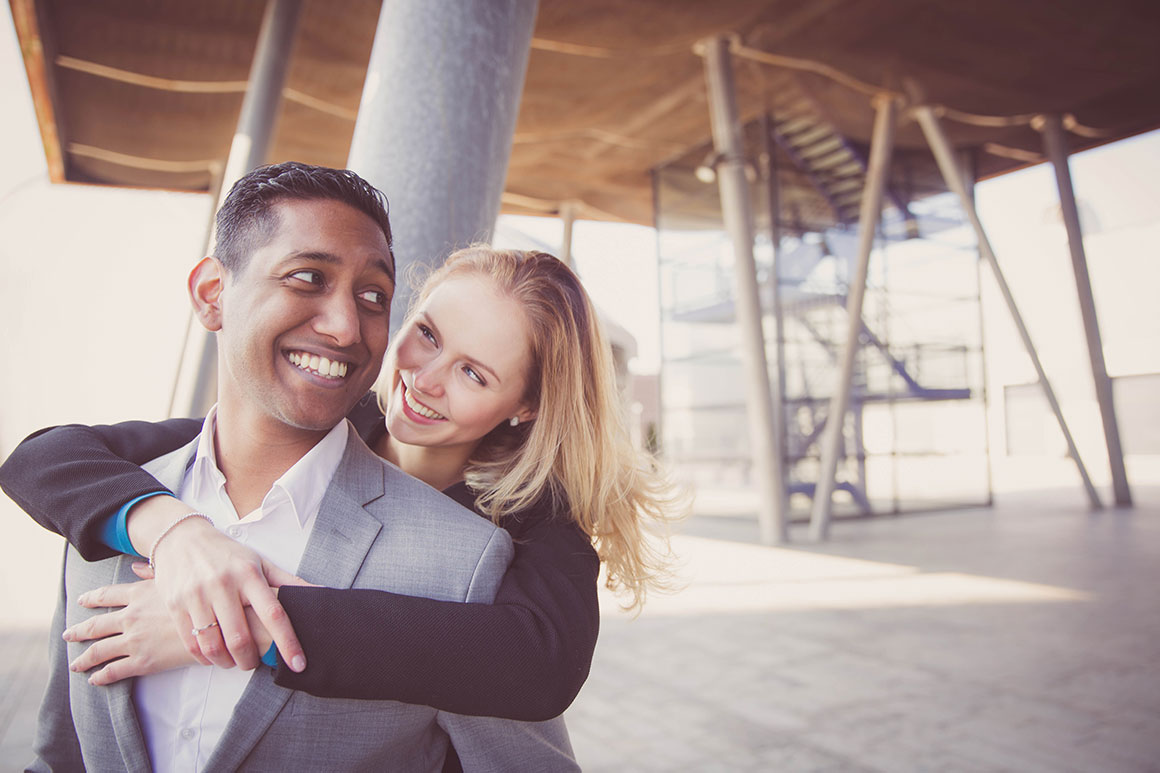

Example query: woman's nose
[411,359,445,396]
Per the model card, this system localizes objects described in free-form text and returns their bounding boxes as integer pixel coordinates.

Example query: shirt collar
[190,405,350,528]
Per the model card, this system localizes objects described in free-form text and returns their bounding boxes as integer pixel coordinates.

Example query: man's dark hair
[213,161,394,276]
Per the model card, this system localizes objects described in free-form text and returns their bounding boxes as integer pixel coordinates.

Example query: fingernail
[291,655,306,672]
[62,630,73,642]
[76,594,87,605]
[131,562,148,571]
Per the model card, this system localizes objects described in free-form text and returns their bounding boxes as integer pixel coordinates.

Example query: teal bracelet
[102,491,175,557]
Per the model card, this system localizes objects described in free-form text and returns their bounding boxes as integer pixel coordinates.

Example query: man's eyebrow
[278,251,395,281]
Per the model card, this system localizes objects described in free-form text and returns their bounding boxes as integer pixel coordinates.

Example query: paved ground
[3,487,1159,771]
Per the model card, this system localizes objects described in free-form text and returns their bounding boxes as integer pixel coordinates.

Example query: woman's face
[383,273,536,454]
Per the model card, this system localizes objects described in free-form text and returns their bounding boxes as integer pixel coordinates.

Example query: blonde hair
[387,246,685,611]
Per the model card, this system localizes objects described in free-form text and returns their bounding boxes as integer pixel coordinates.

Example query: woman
[0,246,683,721]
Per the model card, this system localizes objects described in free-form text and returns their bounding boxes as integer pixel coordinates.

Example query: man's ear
[188,257,226,332]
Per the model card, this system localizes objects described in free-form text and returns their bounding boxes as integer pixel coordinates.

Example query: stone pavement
[3,488,1159,771]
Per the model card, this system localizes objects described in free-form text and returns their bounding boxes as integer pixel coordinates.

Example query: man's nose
[314,293,361,347]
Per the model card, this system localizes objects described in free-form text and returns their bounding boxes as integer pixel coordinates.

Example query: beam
[174,0,303,418]
[912,104,1102,508]
[1039,114,1132,507]
[809,94,897,541]
[11,0,66,182]
[701,36,787,545]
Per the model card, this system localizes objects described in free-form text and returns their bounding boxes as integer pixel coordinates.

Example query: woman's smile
[400,382,446,422]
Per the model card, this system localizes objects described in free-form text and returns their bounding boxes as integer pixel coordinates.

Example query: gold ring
[192,621,221,636]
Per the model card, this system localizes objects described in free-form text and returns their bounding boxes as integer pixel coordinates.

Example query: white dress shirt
[133,406,349,773]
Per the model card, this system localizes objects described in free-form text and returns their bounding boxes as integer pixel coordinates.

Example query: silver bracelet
[147,512,213,571]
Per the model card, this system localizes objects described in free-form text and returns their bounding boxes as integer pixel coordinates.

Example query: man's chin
[276,399,356,433]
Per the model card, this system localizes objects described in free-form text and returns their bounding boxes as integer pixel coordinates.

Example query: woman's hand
[65,568,201,685]
[65,565,281,685]
[125,496,311,672]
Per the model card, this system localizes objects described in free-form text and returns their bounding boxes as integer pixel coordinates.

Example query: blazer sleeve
[0,395,383,563]
[0,419,202,561]
[275,510,601,721]
[435,713,580,772]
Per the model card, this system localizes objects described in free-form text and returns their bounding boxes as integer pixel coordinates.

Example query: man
[30,162,575,771]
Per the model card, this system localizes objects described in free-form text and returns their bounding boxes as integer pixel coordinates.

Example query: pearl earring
[509,416,520,427]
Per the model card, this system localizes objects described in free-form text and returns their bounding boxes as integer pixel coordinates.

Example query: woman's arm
[0,408,601,719]
[0,418,306,669]
[0,393,382,560]
[54,499,600,720]
[0,419,201,561]
[276,511,600,720]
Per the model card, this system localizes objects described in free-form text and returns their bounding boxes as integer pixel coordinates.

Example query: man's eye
[358,289,387,308]
[288,269,323,286]
[463,366,485,386]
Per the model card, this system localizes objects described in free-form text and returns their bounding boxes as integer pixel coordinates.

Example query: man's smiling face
[209,197,394,437]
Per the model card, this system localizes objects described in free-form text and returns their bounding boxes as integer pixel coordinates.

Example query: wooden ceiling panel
[12,0,1160,226]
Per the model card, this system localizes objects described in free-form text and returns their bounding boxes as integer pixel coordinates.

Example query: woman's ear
[517,405,538,425]
[188,257,225,332]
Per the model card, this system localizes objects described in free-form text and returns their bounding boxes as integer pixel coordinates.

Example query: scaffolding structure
[655,115,992,523]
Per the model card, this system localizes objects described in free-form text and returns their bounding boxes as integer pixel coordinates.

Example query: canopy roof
[13,0,1160,226]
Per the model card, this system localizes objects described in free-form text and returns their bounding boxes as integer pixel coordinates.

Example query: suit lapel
[203,428,386,771]
[295,430,385,588]
[102,555,153,770]
[105,436,201,770]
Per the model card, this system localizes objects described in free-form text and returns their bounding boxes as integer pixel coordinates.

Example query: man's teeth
[404,385,445,420]
[288,351,349,379]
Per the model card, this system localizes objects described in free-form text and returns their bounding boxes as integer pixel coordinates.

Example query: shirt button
[180,727,196,741]
[227,525,242,538]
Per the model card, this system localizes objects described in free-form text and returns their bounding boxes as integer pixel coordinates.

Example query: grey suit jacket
[30,424,578,772]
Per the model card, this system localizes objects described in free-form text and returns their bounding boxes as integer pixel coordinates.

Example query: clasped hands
[64,506,313,685]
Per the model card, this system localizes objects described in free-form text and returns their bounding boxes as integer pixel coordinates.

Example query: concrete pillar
[1039,114,1132,506]
[346,0,538,336]
[809,94,897,541]
[174,0,303,418]
[701,36,787,544]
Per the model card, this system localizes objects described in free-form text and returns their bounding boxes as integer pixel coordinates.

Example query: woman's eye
[463,365,485,386]
[288,269,323,286]
[418,324,437,344]
[358,289,387,308]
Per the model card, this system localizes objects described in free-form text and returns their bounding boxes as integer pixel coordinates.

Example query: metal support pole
[701,37,787,544]
[913,104,1102,508]
[347,0,539,337]
[809,94,897,541]
[175,0,303,417]
[761,113,790,524]
[1040,114,1132,506]
[962,146,996,506]
[560,201,576,267]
